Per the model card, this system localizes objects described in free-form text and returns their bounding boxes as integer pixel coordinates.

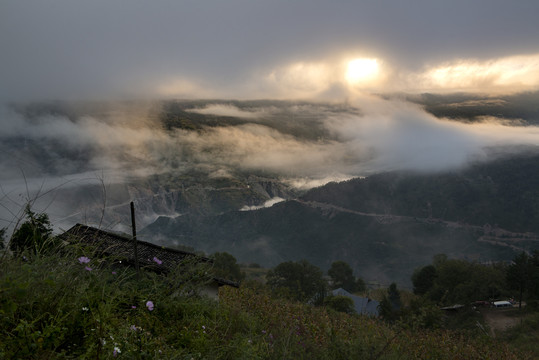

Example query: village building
[331,288,380,316]
[58,223,239,300]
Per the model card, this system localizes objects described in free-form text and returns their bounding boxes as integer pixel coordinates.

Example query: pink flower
[146,300,154,311]
[78,256,90,264]
[131,305,137,309]
[153,257,162,265]
[85,266,92,271]
[112,271,117,275]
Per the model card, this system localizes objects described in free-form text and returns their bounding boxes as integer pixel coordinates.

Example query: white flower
[113,346,121,356]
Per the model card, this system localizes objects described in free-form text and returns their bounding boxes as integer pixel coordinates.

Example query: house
[331,288,380,317]
[58,223,239,299]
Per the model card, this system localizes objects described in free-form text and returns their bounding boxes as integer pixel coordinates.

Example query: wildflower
[261,330,266,334]
[85,266,92,271]
[146,300,154,311]
[131,305,137,309]
[113,346,121,357]
[82,307,89,311]
[112,271,117,275]
[153,256,163,265]
[248,339,252,344]
[78,256,90,264]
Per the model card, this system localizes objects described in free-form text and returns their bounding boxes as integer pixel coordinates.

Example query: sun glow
[346,58,380,84]
[416,54,539,92]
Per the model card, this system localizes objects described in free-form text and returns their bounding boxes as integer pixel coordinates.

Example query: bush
[9,205,56,256]
[324,295,355,314]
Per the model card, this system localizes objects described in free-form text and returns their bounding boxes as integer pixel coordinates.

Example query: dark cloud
[2,1,539,101]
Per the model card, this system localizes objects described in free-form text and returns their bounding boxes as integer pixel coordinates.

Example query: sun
[345,58,379,84]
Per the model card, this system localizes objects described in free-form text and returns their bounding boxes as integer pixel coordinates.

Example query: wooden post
[130,201,140,276]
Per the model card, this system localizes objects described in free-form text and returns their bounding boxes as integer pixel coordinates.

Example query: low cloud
[404,53,539,93]
[186,104,269,118]
[3,98,539,186]
[2,98,539,232]
[240,197,285,211]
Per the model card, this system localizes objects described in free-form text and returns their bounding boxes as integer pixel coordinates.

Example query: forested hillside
[303,150,539,232]
[142,151,539,285]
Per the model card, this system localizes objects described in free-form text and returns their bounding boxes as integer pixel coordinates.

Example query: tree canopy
[0,227,6,250]
[328,260,365,293]
[211,252,244,282]
[412,265,437,295]
[9,205,54,256]
[266,260,327,302]
[411,254,508,305]
[507,251,539,309]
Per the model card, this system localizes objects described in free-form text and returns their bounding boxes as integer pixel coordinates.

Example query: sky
[2,0,539,101]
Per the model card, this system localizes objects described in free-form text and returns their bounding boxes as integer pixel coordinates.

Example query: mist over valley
[2,96,539,285]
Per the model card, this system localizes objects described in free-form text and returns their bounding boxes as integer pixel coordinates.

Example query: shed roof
[331,288,379,317]
[58,223,238,288]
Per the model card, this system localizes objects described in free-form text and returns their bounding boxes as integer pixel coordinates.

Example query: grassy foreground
[0,248,532,359]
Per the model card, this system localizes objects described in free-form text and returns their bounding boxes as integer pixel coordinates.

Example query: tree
[266,260,327,302]
[507,252,532,309]
[328,260,358,292]
[355,277,366,293]
[429,259,472,304]
[211,252,244,282]
[528,251,539,301]
[412,265,437,295]
[413,256,508,305]
[324,295,355,314]
[388,282,402,310]
[0,227,6,250]
[9,206,54,256]
[400,297,443,330]
[379,283,402,322]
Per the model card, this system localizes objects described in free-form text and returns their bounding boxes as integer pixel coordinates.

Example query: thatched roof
[58,223,238,287]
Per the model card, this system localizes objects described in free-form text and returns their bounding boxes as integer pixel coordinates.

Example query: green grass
[0,247,533,359]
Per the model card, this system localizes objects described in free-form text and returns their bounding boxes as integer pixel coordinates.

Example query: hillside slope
[141,151,539,285]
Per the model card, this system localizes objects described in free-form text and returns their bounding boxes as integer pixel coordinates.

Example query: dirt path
[294,199,539,253]
[481,308,524,337]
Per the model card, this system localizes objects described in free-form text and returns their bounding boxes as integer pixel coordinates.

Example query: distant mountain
[405,91,539,125]
[141,150,539,286]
